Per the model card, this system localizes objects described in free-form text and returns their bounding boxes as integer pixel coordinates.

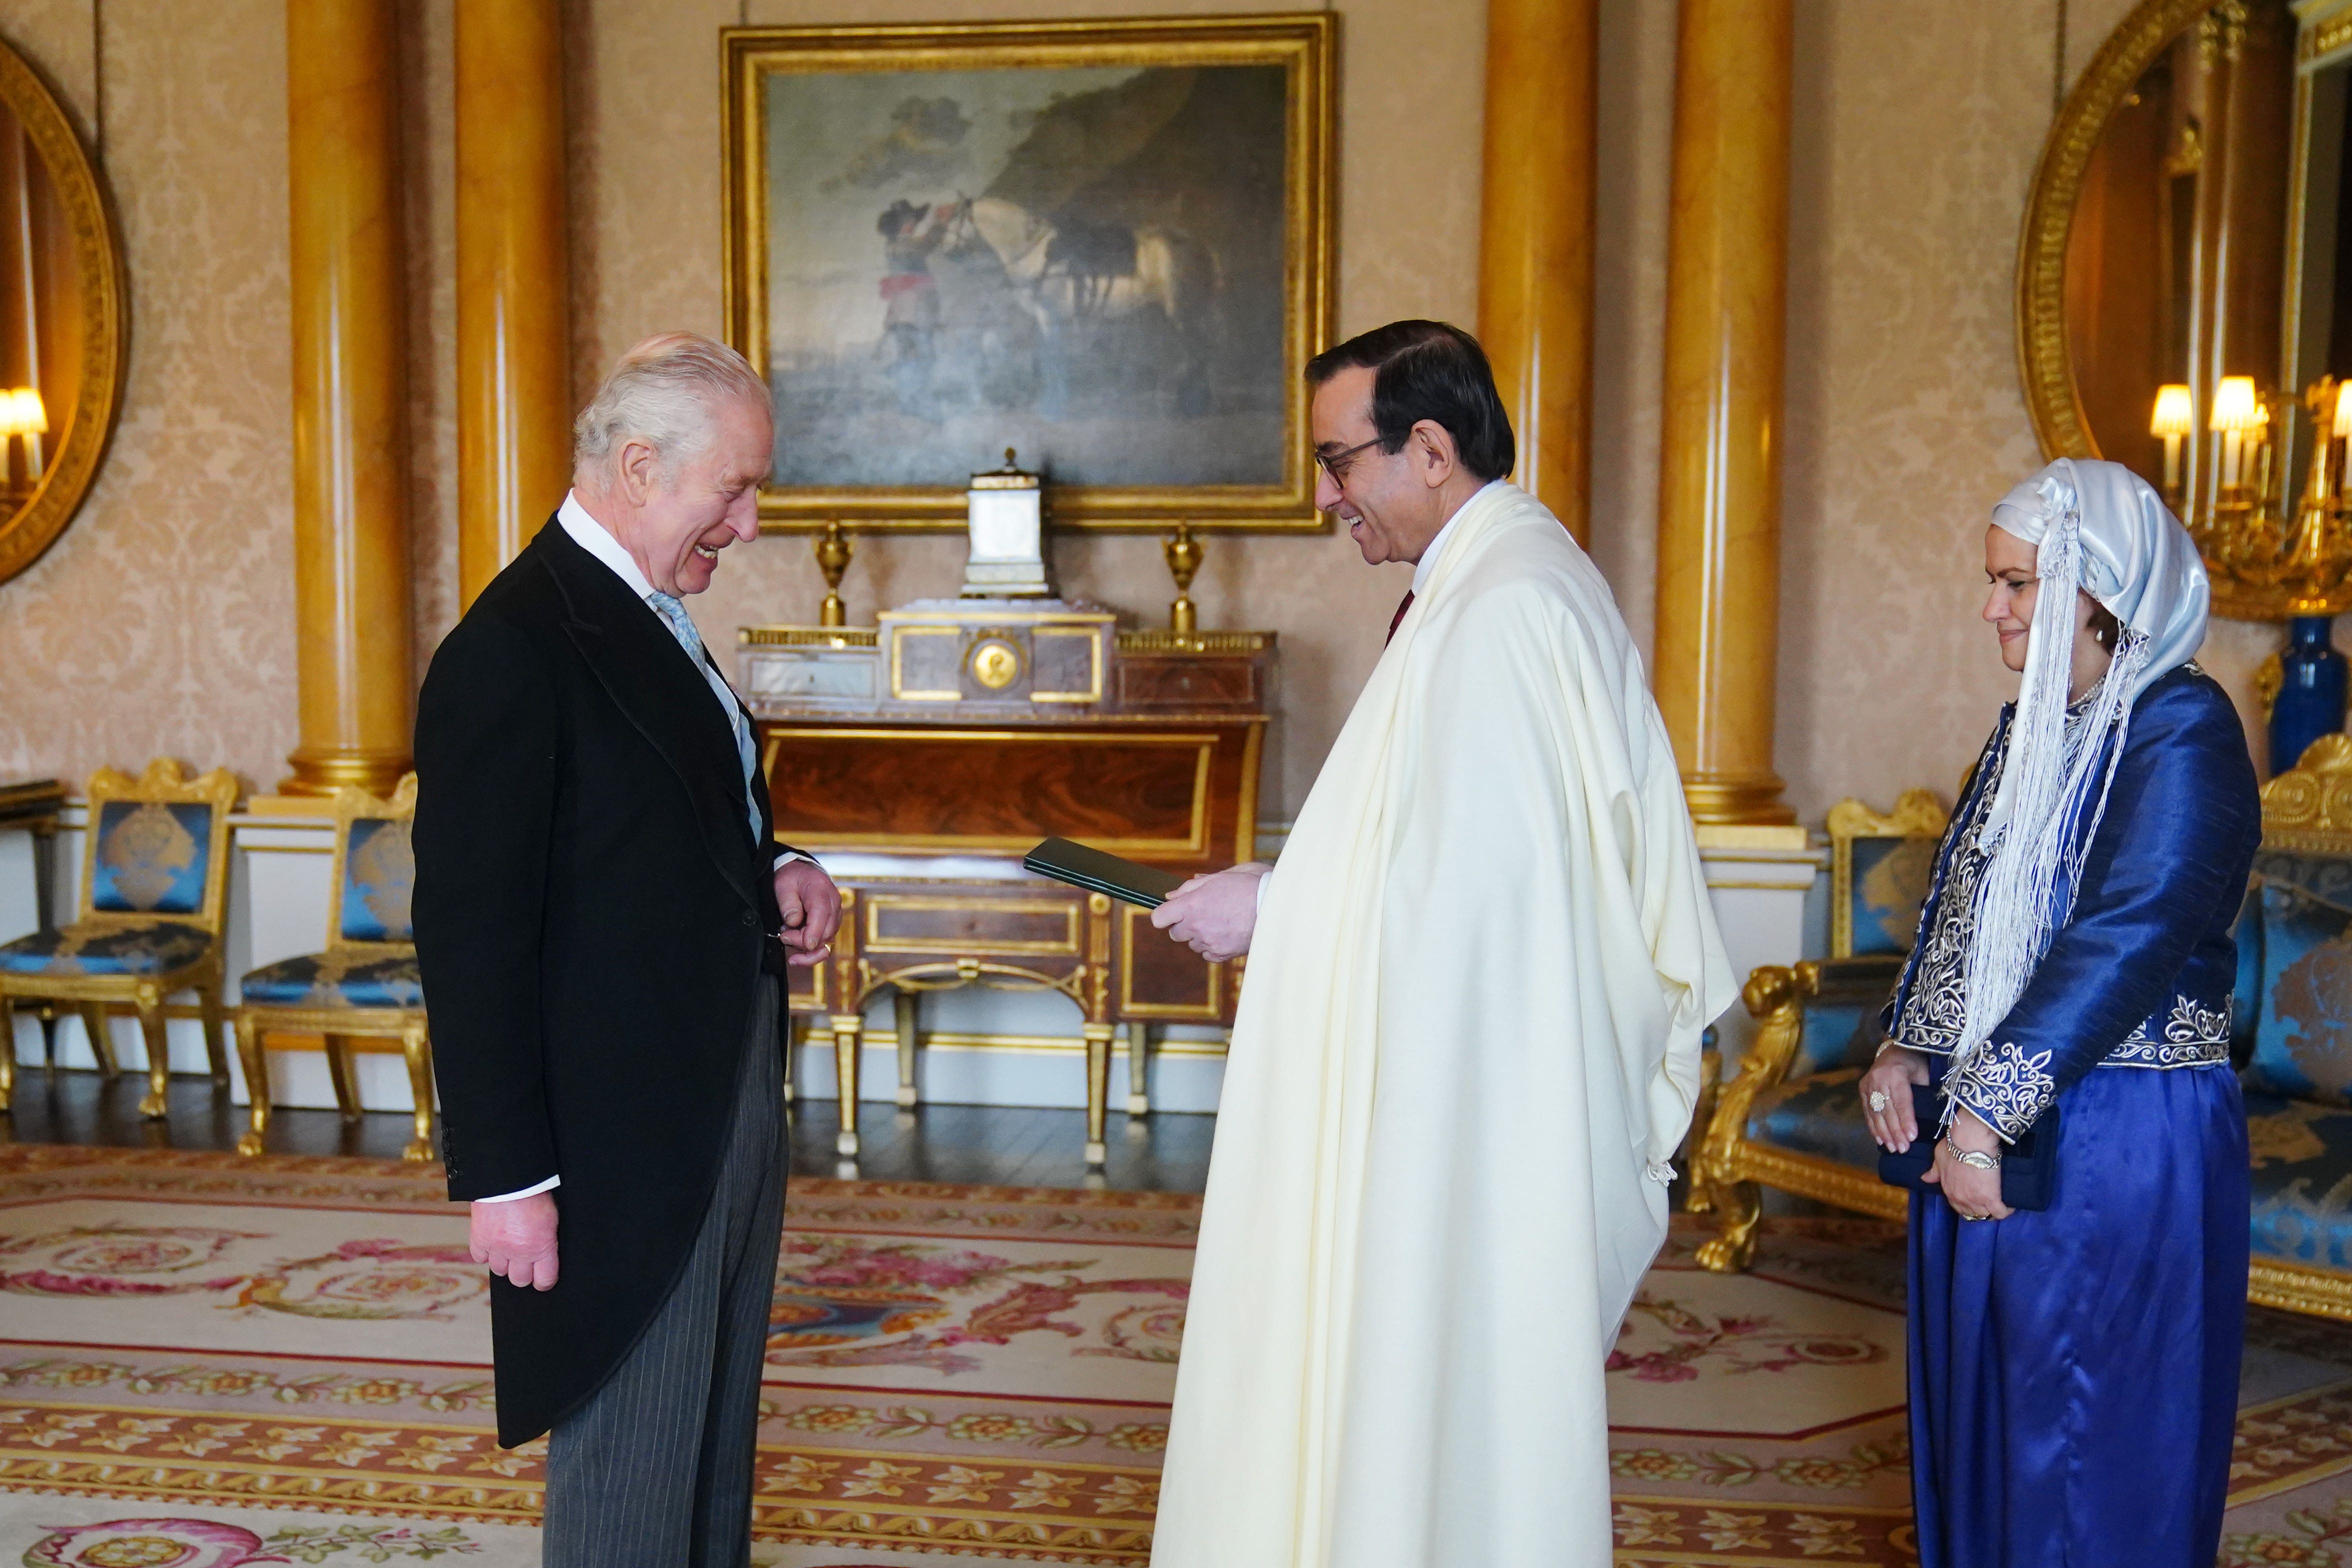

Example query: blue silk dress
[1880,664,2260,1568]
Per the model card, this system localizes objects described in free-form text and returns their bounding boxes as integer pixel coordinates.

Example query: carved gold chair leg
[1694,1178,1763,1274]
[1083,1022,1114,1166]
[324,1034,364,1124]
[1683,1046,1724,1216]
[0,1011,14,1112]
[8,999,60,1076]
[892,989,920,1110]
[1125,1022,1152,1118]
[830,1012,863,1158]
[234,1014,270,1157]
[133,992,170,1114]
[80,1002,118,1079]
[400,1026,436,1162]
[198,980,231,1088]
[134,991,171,1118]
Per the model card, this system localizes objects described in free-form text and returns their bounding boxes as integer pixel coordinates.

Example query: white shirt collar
[558,490,658,602]
[1409,479,1500,596]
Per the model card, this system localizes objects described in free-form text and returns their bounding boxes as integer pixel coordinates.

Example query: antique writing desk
[741,600,1271,1164]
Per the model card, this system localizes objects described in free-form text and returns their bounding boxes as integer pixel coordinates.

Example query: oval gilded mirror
[0,33,126,586]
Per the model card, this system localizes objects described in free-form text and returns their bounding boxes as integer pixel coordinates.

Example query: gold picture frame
[0,34,129,584]
[720,14,1336,534]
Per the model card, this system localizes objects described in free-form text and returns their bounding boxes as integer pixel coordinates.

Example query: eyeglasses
[1314,436,1386,486]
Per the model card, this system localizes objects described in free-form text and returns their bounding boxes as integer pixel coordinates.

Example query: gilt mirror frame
[2016,0,2218,469]
[0,33,128,586]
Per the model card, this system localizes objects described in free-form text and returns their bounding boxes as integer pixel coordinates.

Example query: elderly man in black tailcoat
[412,332,840,1566]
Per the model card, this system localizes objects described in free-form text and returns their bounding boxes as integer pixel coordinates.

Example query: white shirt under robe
[1150,481,1734,1568]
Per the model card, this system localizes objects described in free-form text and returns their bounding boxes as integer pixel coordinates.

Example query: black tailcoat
[412,517,798,1446]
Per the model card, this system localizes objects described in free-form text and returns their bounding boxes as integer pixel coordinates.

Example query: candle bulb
[2150,384,2193,491]
[2332,382,2352,502]
[2211,376,2262,492]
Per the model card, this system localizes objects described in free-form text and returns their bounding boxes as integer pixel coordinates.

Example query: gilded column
[1476,0,1596,545]
[283,0,414,796]
[456,0,572,608]
[1652,0,1796,826]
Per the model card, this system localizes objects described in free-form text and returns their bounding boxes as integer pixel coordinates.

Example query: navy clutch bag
[1876,1082,2060,1212]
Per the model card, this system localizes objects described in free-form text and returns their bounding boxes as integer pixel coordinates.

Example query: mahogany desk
[743,610,1272,1164]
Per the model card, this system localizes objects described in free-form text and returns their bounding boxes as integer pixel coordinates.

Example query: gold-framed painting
[720,14,1336,534]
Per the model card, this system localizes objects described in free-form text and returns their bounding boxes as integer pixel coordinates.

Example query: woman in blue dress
[1856,457,2259,1568]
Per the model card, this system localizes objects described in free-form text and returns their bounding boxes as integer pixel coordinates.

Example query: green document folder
[1022,838,1186,910]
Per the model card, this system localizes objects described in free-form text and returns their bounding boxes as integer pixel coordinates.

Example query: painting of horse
[722,18,1334,529]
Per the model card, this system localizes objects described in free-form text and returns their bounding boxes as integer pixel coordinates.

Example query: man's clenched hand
[774,858,844,966]
[470,1192,560,1290]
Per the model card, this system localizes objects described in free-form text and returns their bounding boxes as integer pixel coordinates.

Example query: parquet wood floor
[0,1067,1214,1193]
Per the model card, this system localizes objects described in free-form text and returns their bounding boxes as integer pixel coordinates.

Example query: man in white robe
[1147,320,1734,1568]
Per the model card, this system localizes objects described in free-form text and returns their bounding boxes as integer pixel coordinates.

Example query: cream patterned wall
[0,0,297,796]
[1772,0,2278,816]
[0,0,2299,827]
[1590,0,2280,822]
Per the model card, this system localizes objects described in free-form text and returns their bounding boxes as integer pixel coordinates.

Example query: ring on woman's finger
[1867,1089,1892,1114]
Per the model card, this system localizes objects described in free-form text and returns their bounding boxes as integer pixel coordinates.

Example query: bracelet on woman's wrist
[1942,1136,2000,1171]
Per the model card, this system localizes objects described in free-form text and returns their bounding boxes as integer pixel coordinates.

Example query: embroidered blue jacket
[1880,664,2260,1140]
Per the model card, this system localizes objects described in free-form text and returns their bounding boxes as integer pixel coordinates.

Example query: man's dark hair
[1304,320,1515,482]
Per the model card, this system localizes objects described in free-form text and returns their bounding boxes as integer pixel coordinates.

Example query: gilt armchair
[0,760,238,1117]
[1694,791,1948,1272]
[230,776,432,1160]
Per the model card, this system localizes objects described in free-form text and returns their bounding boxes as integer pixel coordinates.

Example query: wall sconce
[2150,382,2192,502]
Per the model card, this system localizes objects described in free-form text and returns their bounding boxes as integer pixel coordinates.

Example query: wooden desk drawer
[763,724,1236,861]
[864,893,1083,956]
[1117,655,1260,710]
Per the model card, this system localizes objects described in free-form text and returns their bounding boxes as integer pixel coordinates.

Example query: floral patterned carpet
[2,1145,2350,1565]
[0,1146,1186,1566]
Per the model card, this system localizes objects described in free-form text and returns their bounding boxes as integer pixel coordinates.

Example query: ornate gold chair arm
[1693,964,1812,1275]
[1695,966,1806,1188]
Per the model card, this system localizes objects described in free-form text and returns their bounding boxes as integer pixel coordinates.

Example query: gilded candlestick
[814,521,854,628]
[1163,522,1204,636]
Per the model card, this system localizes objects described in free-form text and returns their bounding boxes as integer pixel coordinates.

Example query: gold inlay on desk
[744,586,1272,1167]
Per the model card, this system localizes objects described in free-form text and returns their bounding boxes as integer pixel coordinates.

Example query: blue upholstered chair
[2236,734,2352,1320]
[230,776,432,1160]
[1692,791,1948,1272]
[0,760,238,1118]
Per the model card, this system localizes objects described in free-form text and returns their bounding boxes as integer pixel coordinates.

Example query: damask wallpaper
[0,0,2296,828]
[0,0,296,796]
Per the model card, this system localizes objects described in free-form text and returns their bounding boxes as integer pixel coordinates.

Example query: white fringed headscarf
[1946,458,2209,1114]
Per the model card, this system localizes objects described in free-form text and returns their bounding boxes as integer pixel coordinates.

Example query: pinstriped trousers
[543,980,785,1568]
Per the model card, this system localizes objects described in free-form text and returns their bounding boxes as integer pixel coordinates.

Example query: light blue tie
[648,590,764,846]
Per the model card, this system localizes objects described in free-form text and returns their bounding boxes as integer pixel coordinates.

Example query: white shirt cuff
[774,850,808,870]
[474,1175,560,1203]
[1254,864,1274,911]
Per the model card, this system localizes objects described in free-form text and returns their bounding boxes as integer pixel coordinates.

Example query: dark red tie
[1386,590,1414,645]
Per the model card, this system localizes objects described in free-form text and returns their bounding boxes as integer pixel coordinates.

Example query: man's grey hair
[572,332,769,484]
